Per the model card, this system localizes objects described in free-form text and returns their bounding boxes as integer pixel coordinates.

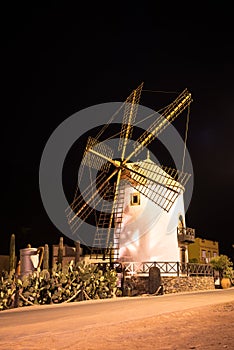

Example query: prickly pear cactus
[0,261,121,311]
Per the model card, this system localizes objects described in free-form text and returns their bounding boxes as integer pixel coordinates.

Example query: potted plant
[210,255,233,289]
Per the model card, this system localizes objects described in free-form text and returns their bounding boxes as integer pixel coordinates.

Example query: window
[213,252,217,257]
[178,215,184,229]
[201,249,206,263]
[201,250,206,258]
[131,193,140,206]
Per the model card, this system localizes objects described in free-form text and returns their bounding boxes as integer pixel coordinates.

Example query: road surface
[0,288,234,349]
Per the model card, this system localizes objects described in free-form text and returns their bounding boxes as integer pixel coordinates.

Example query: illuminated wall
[118,184,184,262]
[188,238,219,263]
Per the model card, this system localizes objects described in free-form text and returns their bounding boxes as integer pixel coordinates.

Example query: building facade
[188,237,219,263]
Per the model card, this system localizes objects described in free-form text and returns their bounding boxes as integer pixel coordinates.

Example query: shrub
[210,255,233,279]
[0,261,121,311]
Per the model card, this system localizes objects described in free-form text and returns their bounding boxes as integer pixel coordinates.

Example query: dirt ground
[66,301,234,350]
[3,301,233,350]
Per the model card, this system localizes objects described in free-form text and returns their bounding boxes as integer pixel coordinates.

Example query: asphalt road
[1,288,234,342]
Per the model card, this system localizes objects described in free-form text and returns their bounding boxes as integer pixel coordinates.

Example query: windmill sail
[82,136,114,172]
[66,168,118,235]
[124,88,192,161]
[118,82,143,159]
[90,180,127,261]
[66,84,193,262]
[124,160,191,212]
[91,183,115,255]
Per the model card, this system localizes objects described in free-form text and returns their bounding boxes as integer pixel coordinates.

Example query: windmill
[66,83,192,262]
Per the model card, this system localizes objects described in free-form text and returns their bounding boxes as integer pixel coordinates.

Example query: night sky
[1,3,234,260]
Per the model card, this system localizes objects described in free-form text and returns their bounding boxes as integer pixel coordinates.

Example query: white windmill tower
[66,83,194,264]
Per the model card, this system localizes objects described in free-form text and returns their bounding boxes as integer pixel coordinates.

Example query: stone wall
[123,275,215,296]
[162,276,215,294]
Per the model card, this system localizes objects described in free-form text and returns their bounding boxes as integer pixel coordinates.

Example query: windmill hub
[113,159,121,168]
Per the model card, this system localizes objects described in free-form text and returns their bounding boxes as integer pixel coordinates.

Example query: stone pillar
[149,266,162,294]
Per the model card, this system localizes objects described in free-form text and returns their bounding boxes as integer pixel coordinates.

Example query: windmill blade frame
[66,167,119,235]
[82,136,114,172]
[118,82,144,160]
[123,161,191,212]
[124,88,192,162]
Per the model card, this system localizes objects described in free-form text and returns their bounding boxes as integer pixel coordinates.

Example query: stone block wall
[162,276,215,294]
[123,275,215,296]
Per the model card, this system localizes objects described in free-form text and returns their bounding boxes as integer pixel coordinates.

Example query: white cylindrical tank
[20,247,43,277]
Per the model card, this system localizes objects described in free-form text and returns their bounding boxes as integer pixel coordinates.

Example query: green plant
[58,237,63,265]
[0,261,121,311]
[19,269,52,306]
[9,234,16,274]
[223,266,234,279]
[74,241,80,264]
[43,244,49,270]
[210,254,233,280]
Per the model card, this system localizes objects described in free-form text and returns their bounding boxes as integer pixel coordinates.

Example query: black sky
[1,3,234,259]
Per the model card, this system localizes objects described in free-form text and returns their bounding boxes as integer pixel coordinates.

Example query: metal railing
[180,263,213,276]
[177,227,195,243]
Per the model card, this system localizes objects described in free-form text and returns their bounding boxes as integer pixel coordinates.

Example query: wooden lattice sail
[66,83,193,260]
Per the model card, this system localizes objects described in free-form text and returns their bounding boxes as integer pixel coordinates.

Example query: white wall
[118,185,185,262]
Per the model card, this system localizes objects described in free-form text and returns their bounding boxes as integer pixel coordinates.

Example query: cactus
[43,244,49,270]
[58,237,63,265]
[75,241,80,264]
[0,261,119,311]
[9,234,16,274]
